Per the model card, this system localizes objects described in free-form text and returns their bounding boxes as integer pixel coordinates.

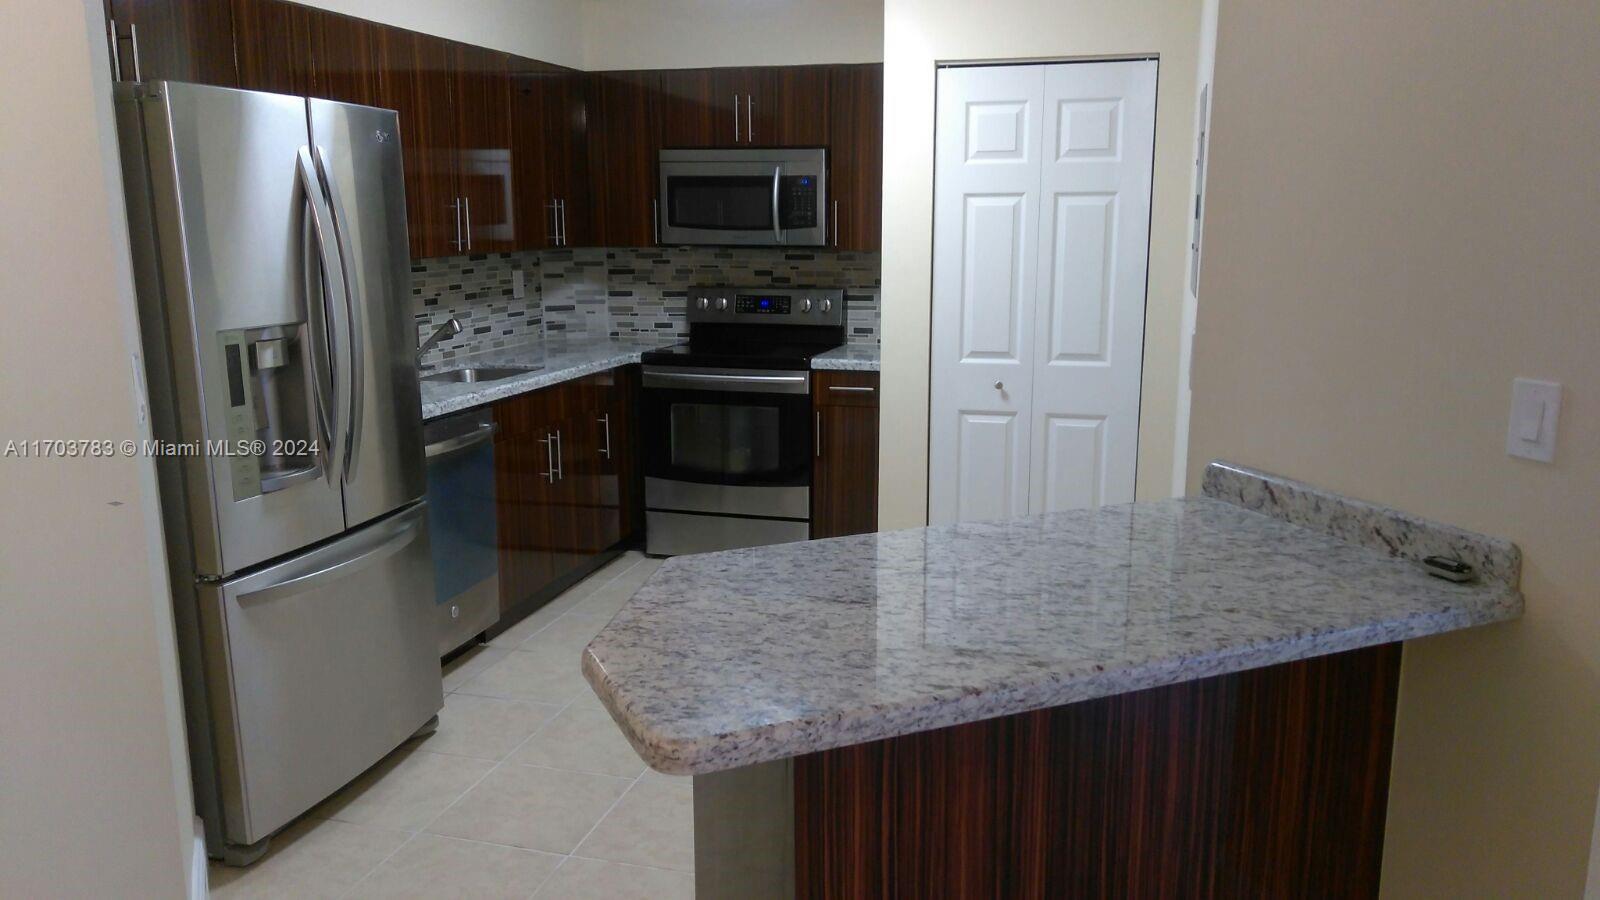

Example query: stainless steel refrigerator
[115,81,441,865]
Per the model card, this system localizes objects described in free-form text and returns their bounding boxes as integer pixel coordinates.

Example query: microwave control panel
[777,176,818,228]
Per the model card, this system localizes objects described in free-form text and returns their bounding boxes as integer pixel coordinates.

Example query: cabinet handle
[452,198,463,251]
[815,410,821,458]
[652,198,659,245]
[558,199,567,246]
[832,200,839,247]
[540,433,555,483]
[733,94,740,142]
[747,95,755,143]
[107,19,122,81]
[553,429,564,480]
[547,200,560,246]
[598,414,611,458]
[829,385,875,394]
[128,22,142,82]
[463,196,473,250]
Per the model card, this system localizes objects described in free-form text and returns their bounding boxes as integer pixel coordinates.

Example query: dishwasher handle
[424,422,498,460]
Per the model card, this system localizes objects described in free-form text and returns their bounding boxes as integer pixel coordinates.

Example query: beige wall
[295,0,586,68]
[878,0,1206,529]
[1187,0,1600,895]
[0,1,196,896]
[581,0,883,70]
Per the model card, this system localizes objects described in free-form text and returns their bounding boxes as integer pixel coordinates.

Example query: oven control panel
[688,286,846,327]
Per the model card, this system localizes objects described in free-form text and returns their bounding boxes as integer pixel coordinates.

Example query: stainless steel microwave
[658,148,827,246]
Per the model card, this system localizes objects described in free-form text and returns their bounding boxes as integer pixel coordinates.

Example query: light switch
[512,268,525,300]
[1506,378,1561,463]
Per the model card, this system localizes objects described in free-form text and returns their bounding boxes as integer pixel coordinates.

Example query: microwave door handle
[771,165,782,243]
[314,144,364,481]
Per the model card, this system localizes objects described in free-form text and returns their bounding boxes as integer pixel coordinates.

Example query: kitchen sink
[420,365,540,384]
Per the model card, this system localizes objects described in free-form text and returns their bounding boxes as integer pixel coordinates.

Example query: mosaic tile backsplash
[411,251,543,369]
[412,247,880,367]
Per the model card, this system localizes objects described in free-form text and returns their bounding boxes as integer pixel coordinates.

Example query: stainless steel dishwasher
[424,409,501,655]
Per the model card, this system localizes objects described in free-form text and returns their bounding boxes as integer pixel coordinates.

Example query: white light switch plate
[512,268,525,300]
[1506,378,1561,463]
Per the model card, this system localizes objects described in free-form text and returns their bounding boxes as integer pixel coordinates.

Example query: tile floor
[208,552,695,900]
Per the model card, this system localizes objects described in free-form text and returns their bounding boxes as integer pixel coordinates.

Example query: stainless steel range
[640,286,847,556]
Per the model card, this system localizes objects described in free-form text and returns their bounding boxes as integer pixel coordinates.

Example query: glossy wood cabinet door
[828,64,883,251]
[511,63,591,249]
[494,388,559,612]
[106,0,237,86]
[302,5,380,106]
[658,66,828,147]
[585,366,642,551]
[812,371,879,539]
[229,0,308,95]
[452,42,515,253]
[657,68,730,148]
[768,66,831,147]
[586,71,662,247]
[376,28,459,260]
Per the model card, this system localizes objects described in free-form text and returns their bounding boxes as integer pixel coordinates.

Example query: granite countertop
[811,343,880,371]
[582,462,1522,775]
[419,335,682,420]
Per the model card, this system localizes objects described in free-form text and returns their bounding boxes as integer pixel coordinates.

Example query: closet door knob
[994,381,1005,390]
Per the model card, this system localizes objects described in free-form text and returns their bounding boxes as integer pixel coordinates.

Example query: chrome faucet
[417,318,462,365]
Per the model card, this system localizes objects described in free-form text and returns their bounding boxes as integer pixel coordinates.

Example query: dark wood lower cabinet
[792,643,1403,899]
[812,371,879,539]
[491,369,642,619]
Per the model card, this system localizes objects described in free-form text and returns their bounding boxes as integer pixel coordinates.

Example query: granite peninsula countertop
[419,335,681,420]
[811,343,880,371]
[582,463,1522,775]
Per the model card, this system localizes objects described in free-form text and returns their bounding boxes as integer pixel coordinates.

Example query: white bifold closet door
[929,60,1156,525]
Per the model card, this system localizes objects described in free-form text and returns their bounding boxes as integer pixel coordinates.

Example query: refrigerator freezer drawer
[198,502,442,845]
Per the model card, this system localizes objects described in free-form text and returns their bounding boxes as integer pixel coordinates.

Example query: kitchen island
[582,462,1522,898]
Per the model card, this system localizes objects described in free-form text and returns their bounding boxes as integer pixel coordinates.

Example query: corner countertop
[581,463,1522,775]
[811,344,880,371]
[420,335,681,421]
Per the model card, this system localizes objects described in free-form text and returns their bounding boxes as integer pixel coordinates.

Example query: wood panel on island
[793,643,1402,898]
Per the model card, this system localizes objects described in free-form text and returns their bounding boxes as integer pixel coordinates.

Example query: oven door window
[666,176,774,232]
[645,388,810,487]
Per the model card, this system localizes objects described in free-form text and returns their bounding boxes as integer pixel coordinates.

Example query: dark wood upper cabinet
[375,28,459,260]
[586,70,661,248]
[511,62,591,249]
[119,0,883,257]
[768,66,831,147]
[828,64,883,251]
[657,66,829,147]
[452,43,516,253]
[812,371,879,539]
[657,68,725,148]
[106,0,237,86]
[229,0,308,96]
[302,6,380,106]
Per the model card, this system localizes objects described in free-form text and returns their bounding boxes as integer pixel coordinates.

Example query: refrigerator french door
[116,81,439,864]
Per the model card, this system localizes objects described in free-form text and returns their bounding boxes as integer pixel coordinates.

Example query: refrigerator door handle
[297,146,347,481]
[300,204,336,483]
[232,504,424,607]
[314,144,365,482]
